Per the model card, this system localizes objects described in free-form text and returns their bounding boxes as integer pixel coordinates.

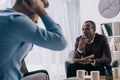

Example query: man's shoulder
[96,33,105,38]
[95,33,107,40]
[0,8,28,22]
[0,8,24,16]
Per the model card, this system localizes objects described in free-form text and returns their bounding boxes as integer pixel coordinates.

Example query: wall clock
[98,0,120,18]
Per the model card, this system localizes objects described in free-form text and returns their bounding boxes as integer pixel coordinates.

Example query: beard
[83,33,93,41]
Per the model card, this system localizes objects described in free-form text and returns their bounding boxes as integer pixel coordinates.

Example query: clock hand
[101,0,118,13]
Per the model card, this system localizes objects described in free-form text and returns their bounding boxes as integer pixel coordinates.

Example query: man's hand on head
[22,0,47,17]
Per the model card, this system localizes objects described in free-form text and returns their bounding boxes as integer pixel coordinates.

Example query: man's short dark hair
[16,0,22,4]
[16,0,49,8]
[84,20,96,31]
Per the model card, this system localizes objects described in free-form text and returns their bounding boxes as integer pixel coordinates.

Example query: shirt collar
[87,33,96,44]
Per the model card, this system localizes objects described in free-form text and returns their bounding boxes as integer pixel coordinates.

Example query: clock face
[98,0,120,18]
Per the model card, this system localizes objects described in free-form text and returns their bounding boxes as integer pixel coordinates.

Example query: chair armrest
[65,61,74,77]
[22,73,49,80]
[111,60,118,67]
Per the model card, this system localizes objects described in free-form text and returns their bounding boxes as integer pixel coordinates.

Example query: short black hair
[16,0,49,8]
[84,20,96,31]
[16,0,22,4]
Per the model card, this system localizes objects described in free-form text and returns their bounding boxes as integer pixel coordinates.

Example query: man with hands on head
[67,20,111,77]
[0,0,67,80]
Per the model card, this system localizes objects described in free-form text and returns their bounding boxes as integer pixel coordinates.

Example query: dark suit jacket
[73,33,111,66]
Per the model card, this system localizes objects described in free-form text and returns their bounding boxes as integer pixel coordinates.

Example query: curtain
[0,0,80,80]
[0,0,9,9]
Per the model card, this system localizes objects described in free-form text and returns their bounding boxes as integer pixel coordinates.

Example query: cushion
[22,73,48,80]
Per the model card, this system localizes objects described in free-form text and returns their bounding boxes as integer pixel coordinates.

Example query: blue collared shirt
[0,8,67,80]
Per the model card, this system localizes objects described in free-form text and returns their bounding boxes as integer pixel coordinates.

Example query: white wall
[80,0,120,34]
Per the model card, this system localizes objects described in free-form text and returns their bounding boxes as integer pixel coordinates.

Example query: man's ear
[22,0,35,13]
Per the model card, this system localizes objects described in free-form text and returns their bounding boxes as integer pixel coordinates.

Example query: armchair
[21,60,50,80]
[65,50,74,78]
[64,50,116,79]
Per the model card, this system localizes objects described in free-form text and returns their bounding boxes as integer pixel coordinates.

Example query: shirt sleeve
[9,15,67,51]
[73,36,83,58]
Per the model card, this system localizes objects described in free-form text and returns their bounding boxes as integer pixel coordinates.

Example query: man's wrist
[91,59,96,66]
[37,9,48,17]
[93,59,96,64]
[77,48,83,53]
